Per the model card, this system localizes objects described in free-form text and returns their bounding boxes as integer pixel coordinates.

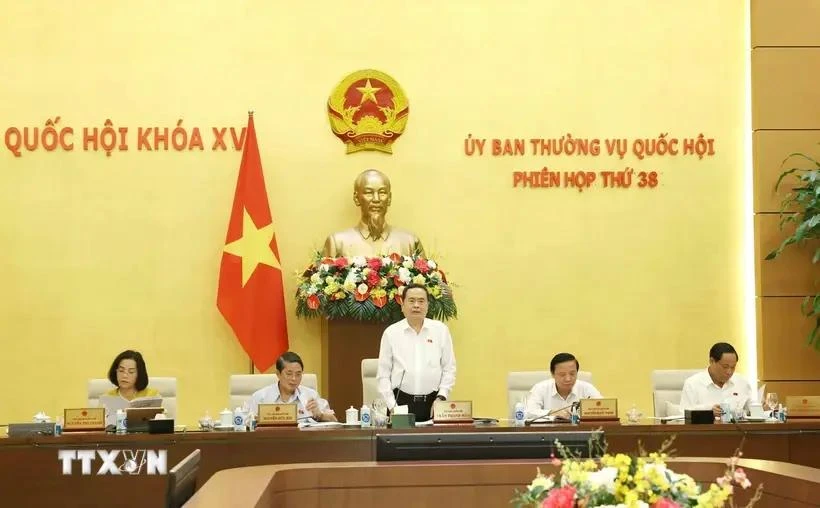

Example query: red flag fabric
[217,113,288,372]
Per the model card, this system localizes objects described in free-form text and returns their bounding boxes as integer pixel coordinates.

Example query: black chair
[165,449,201,508]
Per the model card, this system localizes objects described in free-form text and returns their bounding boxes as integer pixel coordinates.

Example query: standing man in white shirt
[525,353,602,420]
[680,342,754,418]
[245,351,337,423]
[376,284,457,422]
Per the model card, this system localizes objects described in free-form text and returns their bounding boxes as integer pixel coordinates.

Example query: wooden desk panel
[1,421,818,507]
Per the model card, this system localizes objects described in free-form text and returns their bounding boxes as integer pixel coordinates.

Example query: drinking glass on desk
[765,392,779,411]
[371,399,388,428]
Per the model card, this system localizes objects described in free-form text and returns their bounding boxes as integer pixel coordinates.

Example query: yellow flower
[429,284,442,298]
[411,274,426,285]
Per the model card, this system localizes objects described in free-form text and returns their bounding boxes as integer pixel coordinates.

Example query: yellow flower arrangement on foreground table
[512,437,762,508]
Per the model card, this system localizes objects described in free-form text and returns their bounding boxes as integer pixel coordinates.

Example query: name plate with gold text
[258,403,298,426]
[580,398,619,421]
[63,408,106,431]
[786,396,820,418]
[433,400,473,423]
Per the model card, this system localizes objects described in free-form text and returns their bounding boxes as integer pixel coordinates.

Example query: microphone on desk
[392,369,406,404]
[524,404,574,426]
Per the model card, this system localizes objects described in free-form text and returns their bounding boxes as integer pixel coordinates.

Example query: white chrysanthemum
[586,467,618,493]
[427,260,437,269]
[351,256,367,268]
[398,267,412,283]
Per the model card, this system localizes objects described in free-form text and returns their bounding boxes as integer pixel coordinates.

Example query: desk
[1,420,818,507]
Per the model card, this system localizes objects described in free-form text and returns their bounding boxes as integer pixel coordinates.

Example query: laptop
[125,407,166,433]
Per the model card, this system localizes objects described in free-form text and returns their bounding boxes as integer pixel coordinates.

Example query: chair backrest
[506,370,593,417]
[87,377,177,419]
[228,373,318,410]
[361,359,383,407]
[166,449,201,508]
[651,369,701,417]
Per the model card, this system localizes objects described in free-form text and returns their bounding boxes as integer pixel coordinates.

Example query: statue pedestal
[322,319,390,413]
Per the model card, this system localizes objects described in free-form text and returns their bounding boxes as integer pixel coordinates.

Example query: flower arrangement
[512,437,762,508]
[294,253,456,322]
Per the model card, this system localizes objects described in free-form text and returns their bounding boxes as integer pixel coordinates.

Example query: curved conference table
[185,458,820,508]
[1,420,818,507]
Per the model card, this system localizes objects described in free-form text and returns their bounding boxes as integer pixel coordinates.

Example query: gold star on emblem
[223,208,281,286]
[356,79,381,105]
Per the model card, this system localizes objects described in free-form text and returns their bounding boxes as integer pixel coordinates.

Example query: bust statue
[322,169,425,258]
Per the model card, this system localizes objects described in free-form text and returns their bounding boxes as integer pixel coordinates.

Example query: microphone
[393,369,406,403]
[524,404,573,426]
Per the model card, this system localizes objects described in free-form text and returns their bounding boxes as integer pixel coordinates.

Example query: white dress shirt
[376,318,457,409]
[244,383,331,422]
[679,370,754,411]
[524,379,602,419]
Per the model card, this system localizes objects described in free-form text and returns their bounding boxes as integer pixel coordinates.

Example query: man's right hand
[712,404,723,418]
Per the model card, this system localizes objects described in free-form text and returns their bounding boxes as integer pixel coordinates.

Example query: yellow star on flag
[356,79,381,104]
[223,207,281,286]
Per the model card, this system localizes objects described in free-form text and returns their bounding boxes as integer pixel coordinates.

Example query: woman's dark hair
[108,350,149,391]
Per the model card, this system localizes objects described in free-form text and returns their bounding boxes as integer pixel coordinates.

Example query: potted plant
[765,147,820,350]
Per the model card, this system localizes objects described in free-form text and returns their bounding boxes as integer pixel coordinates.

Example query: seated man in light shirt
[680,342,754,418]
[244,351,337,423]
[525,352,602,420]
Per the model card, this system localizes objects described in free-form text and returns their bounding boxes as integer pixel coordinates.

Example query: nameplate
[63,408,106,431]
[433,400,472,423]
[786,396,820,418]
[580,398,619,421]
[257,403,298,426]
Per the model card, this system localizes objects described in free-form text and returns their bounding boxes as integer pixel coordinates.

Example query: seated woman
[100,350,161,424]
[245,351,336,422]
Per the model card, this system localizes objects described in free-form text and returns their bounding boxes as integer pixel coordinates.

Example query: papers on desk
[98,395,163,426]
[414,420,435,427]
[299,421,343,429]
[649,415,684,424]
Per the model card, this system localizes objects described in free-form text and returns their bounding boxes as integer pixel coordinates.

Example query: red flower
[367,258,382,271]
[652,499,680,508]
[333,257,348,269]
[320,257,334,264]
[389,252,403,263]
[394,294,403,305]
[541,486,575,508]
[366,271,381,288]
[372,294,387,308]
[307,294,320,310]
[414,257,430,274]
[392,276,405,288]
[354,290,370,302]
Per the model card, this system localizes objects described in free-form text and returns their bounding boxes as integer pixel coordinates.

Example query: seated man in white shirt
[245,351,337,423]
[525,353,602,420]
[679,342,754,419]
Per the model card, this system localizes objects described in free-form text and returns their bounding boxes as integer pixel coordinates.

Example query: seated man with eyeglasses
[245,351,337,422]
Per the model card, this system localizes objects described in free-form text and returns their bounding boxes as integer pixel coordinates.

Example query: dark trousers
[396,390,438,422]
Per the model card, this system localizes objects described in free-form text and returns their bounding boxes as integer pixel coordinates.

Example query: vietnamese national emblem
[327,69,409,154]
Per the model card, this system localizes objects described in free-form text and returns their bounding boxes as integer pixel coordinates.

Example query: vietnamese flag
[217,112,288,372]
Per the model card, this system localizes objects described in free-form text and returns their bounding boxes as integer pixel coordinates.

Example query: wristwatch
[436,395,446,401]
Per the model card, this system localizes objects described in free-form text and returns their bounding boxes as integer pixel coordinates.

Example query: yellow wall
[0,0,748,426]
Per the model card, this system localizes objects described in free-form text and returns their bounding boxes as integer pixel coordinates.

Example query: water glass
[765,392,779,411]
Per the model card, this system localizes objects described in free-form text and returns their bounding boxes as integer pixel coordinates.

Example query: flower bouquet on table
[294,252,456,322]
[512,437,763,508]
